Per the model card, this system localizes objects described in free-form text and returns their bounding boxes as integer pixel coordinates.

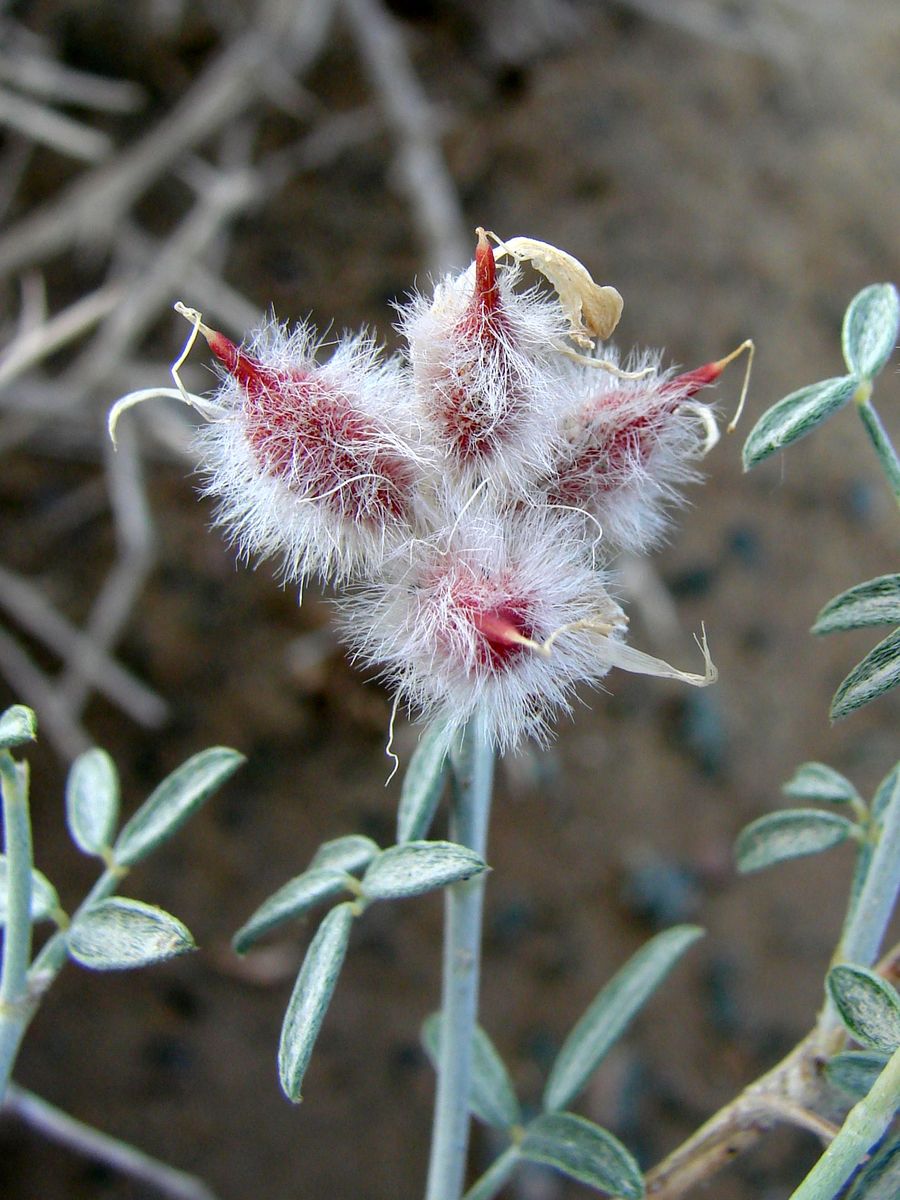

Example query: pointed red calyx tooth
[471,605,534,667]
[473,228,500,318]
[671,339,754,401]
[201,326,277,395]
[669,359,724,398]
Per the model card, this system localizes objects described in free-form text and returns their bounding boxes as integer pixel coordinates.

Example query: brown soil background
[1,2,899,1198]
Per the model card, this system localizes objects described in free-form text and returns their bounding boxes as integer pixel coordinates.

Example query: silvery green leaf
[813,575,900,636]
[397,722,450,843]
[519,1112,644,1198]
[114,746,244,866]
[783,762,861,807]
[278,901,354,1102]
[66,748,120,856]
[421,1013,522,1130]
[871,763,900,821]
[543,926,702,1113]
[825,1050,890,1099]
[232,868,352,954]
[742,376,857,470]
[827,965,900,1052]
[360,841,486,902]
[0,855,59,924]
[845,1132,900,1200]
[842,283,899,379]
[735,809,856,874]
[830,629,900,720]
[0,705,36,750]
[67,898,194,970]
[308,834,379,874]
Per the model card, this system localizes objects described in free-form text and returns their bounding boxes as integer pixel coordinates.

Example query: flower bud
[401,230,568,489]
[340,510,627,751]
[546,354,720,554]
[195,320,423,581]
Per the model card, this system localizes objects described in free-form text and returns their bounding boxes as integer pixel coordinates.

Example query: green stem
[0,860,125,1103]
[425,711,494,1200]
[856,389,900,504]
[838,770,900,969]
[789,1042,900,1200]
[462,1145,520,1200]
[0,752,33,1100]
[3,1082,219,1200]
[816,768,900,1039]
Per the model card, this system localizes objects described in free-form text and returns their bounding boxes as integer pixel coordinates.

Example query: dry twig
[341,0,469,274]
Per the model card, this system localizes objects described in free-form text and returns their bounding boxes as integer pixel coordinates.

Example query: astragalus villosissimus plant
[6,231,895,1200]
[107,226,750,1200]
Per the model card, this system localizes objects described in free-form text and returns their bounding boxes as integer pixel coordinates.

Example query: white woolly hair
[398,260,574,493]
[547,348,712,556]
[194,316,429,584]
[337,508,626,753]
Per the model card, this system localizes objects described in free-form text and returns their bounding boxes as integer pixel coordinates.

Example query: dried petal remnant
[488,231,624,347]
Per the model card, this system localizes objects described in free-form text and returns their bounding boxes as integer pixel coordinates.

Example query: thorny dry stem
[644,942,900,1198]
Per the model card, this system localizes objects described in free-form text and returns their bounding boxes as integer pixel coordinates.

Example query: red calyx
[202,324,411,525]
[472,228,501,319]
[202,328,283,399]
[437,230,524,462]
[668,359,724,398]
[471,603,535,669]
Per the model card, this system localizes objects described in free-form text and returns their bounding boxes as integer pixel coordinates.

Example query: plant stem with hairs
[426,711,495,1200]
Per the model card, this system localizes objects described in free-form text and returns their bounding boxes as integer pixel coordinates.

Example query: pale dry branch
[0,42,145,112]
[0,137,33,224]
[341,0,469,274]
[0,623,91,760]
[0,0,337,276]
[0,562,166,728]
[0,283,125,391]
[57,426,156,723]
[0,85,113,163]
[255,104,381,190]
[27,477,109,549]
[181,264,262,335]
[69,168,261,395]
[14,272,48,337]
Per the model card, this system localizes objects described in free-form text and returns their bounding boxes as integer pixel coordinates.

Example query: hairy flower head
[110,231,748,750]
